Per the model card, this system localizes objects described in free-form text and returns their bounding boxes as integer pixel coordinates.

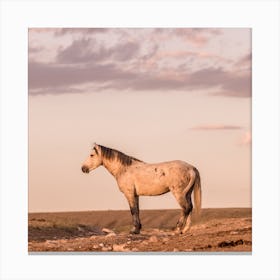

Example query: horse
[81,143,201,234]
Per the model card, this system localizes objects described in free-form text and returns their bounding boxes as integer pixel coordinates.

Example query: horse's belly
[136,186,169,196]
[134,175,170,196]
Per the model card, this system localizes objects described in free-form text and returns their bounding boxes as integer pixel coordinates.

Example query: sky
[28,28,251,212]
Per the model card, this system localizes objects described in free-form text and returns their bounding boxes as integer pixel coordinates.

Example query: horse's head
[81,144,102,173]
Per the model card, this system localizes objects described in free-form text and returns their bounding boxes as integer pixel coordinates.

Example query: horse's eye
[90,154,94,157]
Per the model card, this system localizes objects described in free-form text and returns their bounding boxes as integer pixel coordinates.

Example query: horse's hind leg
[175,208,187,233]
[173,187,194,234]
[181,189,194,234]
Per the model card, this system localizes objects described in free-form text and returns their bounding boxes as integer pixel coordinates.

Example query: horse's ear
[94,146,99,155]
[93,143,100,154]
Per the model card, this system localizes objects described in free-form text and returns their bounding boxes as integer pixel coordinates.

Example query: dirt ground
[28,208,252,253]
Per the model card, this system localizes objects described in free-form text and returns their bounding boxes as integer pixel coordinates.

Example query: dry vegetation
[28,208,252,252]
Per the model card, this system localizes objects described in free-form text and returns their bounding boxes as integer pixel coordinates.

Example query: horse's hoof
[130,230,140,234]
[181,227,190,234]
[130,228,140,234]
[174,228,183,234]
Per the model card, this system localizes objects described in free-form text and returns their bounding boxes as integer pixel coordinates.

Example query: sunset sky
[28,28,251,212]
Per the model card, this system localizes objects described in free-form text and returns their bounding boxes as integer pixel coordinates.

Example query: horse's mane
[97,145,142,166]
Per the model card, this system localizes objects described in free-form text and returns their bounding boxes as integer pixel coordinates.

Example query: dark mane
[97,145,142,166]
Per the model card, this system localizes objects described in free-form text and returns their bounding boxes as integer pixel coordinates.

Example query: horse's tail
[193,168,202,217]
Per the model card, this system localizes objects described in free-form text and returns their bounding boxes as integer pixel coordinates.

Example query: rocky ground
[28,208,252,252]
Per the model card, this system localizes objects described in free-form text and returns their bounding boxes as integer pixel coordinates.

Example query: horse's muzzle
[81,166,89,173]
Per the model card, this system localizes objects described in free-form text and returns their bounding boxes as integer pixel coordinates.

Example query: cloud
[186,67,251,97]
[152,28,222,46]
[29,86,85,95]
[235,53,252,67]
[56,38,139,64]
[28,28,251,97]
[28,61,136,90]
[239,131,252,145]
[28,45,43,53]
[54,28,109,36]
[173,28,222,46]
[29,60,251,97]
[29,28,56,33]
[29,28,109,38]
[213,72,251,98]
[190,125,243,130]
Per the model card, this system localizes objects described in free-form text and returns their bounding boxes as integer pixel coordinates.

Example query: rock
[218,240,235,247]
[105,232,117,238]
[45,240,57,244]
[235,239,244,246]
[102,228,115,234]
[77,226,85,232]
[148,235,158,243]
[102,246,113,251]
[162,237,169,243]
[113,244,128,252]
[173,248,179,252]
[99,243,104,247]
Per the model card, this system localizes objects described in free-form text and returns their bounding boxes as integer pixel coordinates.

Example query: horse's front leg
[126,194,142,234]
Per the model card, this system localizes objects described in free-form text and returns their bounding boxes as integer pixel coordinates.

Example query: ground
[28,208,252,252]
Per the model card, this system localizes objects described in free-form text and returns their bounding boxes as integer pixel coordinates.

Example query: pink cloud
[173,28,222,46]
[28,45,43,53]
[235,53,252,67]
[28,61,136,90]
[54,28,108,36]
[56,38,139,64]
[29,60,251,97]
[239,131,252,145]
[190,125,242,130]
[152,28,222,46]
[28,28,251,97]
[29,28,56,33]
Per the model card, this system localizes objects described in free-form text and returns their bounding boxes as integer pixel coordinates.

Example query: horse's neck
[102,158,124,178]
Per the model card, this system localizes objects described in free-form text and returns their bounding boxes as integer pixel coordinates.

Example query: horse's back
[144,160,194,172]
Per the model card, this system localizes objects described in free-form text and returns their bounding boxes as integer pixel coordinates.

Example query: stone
[148,235,158,243]
[102,228,115,234]
[162,237,169,243]
[113,244,127,252]
[102,246,113,251]
[105,232,117,237]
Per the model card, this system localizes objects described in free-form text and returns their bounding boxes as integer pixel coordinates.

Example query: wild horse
[81,144,201,234]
